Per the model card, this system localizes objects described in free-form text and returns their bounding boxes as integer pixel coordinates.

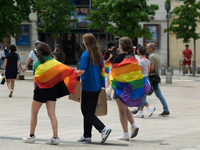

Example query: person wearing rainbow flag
[77,33,111,143]
[110,37,151,141]
[23,42,77,145]
[103,41,115,100]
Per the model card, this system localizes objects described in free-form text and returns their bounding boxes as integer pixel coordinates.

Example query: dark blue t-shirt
[79,50,102,92]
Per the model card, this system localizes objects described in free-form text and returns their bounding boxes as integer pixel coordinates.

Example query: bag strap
[142,58,150,69]
[33,49,38,57]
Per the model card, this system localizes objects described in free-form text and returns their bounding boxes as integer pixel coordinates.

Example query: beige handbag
[69,82,107,116]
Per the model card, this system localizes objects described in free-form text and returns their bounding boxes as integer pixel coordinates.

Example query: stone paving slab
[0,76,200,150]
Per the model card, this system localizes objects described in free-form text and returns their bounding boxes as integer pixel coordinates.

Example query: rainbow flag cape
[34,58,77,94]
[109,57,151,107]
[101,63,105,88]
[104,62,111,74]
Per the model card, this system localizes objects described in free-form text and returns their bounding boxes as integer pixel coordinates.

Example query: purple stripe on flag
[118,83,142,107]
[143,83,151,95]
[119,96,142,107]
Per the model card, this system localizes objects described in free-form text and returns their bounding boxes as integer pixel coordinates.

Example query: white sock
[132,123,138,128]
[138,110,143,114]
[124,132,129,137]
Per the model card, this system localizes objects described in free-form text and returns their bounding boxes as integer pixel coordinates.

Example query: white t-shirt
[135,55,141,61]
[139,58,150,76]
[0,50,5,58]
[29,49,38,69]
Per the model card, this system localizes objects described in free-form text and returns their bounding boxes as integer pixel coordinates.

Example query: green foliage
[0,0,35,42]
[35,0,78,39]
[86,0,159,40]
[164,0,200,43]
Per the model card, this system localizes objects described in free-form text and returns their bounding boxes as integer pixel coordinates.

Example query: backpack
[33,49,38,57]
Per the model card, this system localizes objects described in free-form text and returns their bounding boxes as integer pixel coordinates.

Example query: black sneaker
[131,109,138,114]
[159,111,170,116]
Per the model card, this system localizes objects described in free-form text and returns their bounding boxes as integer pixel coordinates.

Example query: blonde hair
[119,37,133,52]
[83,33,101,65]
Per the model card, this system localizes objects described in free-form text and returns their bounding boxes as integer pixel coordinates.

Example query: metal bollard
[197,66,200,74]
[167,67,173,76]
[161,67,166,75]
[166,72,172,84]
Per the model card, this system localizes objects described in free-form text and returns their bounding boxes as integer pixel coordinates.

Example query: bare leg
[46,101,58,138]
[30,100,43,135]
[126,107,134,125]
[116,98,129,132]
[183,65,185,73]
[10,79,15,90]
[6,79,11,91]
[188,65,191,72]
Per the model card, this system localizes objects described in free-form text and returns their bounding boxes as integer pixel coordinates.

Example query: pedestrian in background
[0,45,5,69]
[77,33,111,143]
[103,41,115,101]
[22,40,41,88]
[146,43,170,115]
[133,46,156,118]
[52,44,66,63]
[182,44,193,75]
[1,45,22,97]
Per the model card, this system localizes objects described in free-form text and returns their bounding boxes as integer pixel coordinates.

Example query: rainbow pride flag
[109,57,151,107]
[101,63,105,88]
[34,58,77,94]
[104,62,111,74]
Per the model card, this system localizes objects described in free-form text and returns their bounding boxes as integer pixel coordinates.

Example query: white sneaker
[131,126,139,138]
[23,136,35,143]
[147,106,156,117]
[133,111,144,118]
[106,95,113,101]
[77,136,91,143]
[46,137,60,145]
[101,127,111,143]
[117,133,129,141]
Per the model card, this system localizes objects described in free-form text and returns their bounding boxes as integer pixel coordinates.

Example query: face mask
[119,48,122,52]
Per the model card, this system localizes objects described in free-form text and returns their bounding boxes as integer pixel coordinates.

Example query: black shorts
[33,81,70,103]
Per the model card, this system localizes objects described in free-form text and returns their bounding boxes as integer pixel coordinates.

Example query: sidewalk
[0,68,200,150]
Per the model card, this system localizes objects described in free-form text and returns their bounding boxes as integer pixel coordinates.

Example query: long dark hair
[36,42,51,63]
[55,44,66,63]
[83,33,101,65]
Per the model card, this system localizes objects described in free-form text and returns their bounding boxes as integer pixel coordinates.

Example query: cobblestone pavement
[0,72,200,150]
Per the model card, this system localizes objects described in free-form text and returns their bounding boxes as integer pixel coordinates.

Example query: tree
[164,0,200,76]
[35,0,78,45]
[86,0,159,40]
[0,0,35,42]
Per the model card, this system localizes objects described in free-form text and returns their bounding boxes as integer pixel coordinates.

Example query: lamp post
[165,1,171,68]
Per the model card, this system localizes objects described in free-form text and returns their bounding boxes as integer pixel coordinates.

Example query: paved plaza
[0,69,200,150]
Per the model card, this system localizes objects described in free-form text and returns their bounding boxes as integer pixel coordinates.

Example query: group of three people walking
[21,33,146,145]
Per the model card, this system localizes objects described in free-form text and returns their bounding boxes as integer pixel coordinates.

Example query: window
[74,0,89,5]
[76,7,90,28]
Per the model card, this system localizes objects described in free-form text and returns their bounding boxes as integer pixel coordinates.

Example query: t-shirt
[139,58,150,76]
[103,50,113,63]
[135,54,141,61]
[0,50,5,58]
[149,52,160,76]
[114,53,133,63]
[29,49,38,69]
[78,50,102,92]
[182,49,192,60]
[5,52,19,73]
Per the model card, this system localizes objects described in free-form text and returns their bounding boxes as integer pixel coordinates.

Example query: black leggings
[81,90,105,138]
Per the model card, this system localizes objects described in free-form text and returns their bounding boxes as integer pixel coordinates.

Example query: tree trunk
[193,38,196,76]
[54,38,57,48]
